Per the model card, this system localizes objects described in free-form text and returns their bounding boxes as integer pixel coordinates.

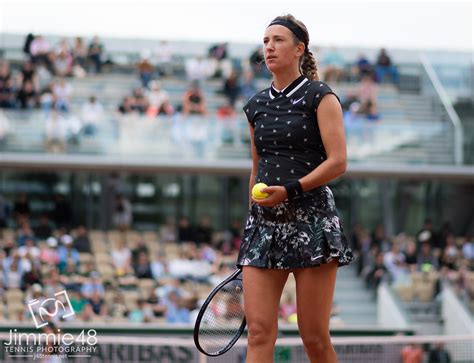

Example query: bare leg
[294,261,339,363]
[243,266,289,363]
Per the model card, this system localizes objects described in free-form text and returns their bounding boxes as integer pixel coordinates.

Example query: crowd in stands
[0,190,472,327]
[0,33,405,154]
[319,46,400,122]
[0,191,348,326]
[352,219,474,309]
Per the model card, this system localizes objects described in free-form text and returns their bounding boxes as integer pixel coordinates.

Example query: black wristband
[284,180,303,201]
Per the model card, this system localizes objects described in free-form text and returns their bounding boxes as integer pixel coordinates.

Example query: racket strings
[197,279,245,354]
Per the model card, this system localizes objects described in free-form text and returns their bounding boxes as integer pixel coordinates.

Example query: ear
[295,43,306,57]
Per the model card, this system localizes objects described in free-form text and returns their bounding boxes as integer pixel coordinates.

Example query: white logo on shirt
[291,96,305,105]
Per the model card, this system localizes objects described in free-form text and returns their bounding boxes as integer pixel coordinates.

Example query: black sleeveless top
[243,76,340,186]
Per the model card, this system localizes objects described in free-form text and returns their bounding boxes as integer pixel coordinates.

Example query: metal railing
[419,53,464,164]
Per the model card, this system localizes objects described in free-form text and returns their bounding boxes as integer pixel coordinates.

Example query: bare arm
[248,123,259,207]
[299,94,347,191]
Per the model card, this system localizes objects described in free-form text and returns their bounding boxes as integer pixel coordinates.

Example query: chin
[265,62,281,74]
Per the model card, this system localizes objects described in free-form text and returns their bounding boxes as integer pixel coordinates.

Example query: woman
[237,14,353,362]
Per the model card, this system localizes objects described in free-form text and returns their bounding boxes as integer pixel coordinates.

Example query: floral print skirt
[237,186,354,269]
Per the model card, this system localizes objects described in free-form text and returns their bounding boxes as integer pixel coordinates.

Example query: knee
[301,334,332,356]
[247,321,276,347]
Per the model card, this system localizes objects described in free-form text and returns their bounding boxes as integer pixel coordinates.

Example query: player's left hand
[251,185,288,207]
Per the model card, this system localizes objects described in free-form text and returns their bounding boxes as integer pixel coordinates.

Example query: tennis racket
[193,268,246,356]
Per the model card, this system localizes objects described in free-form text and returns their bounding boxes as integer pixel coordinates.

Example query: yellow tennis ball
[252,183,269,199]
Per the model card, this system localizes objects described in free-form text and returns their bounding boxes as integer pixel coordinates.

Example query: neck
[272,69,303,90]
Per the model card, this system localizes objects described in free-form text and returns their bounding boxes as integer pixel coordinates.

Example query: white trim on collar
[286,77,308,97]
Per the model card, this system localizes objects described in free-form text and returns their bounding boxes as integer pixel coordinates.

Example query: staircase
[334,262,378,326]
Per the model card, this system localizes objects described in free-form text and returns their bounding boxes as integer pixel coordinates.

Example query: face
[263,25,304,73]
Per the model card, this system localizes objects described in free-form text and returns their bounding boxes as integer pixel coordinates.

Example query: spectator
[22,261,42,290]
[208,42,229,78]
[351,53,373,81]
[17,80,37,109]
[417,242,439,271]
[20,61,38,90]
[321,46,346,83]
[0,62,16,108]
[401,343,423,363]
[60,259,81,291]
[177,216,194,244]
[195,215,213,246]
[53,40,73,77]
[151,252,167,280]
[182,81,207,116]
[154,40,173,77]
[222,71,241,107]
[13,193,30,222]
[145,289,167,317]
[109,292,128,319]
[23,33,35,58]
[128,298,153,323]
[74,225,91,253]
[384,242,408,283]
[185,56,211,82]
[52,78,73,112]
[137,52,155,89]
[118,96,134,114]
[30,35,53,69]
[113,194,133,230]
[131,238,149,265]
[416,219,437,250]
[371,224,390,252]
[44,110,67,153]
[130,87,149,114]
[88,36,104,73]
[16,221,35,247]
[111,238,132,276]
[4,257,22,289]
[164,290,190,323]
[40,237,60,266]
[39,84,54,116]
[249,46,268,78]
[52,194,72,228]
[85,290,107,317]
[72,37,88,74]
[375,48,399,85]
[81,95,104,135]
[57,234,79,273]
[146,81,174,116]
[17,237,40,260]
[404,240,418,272]
[365,252,389,290]
[81,271,105,299]
[69,290,89,319]
[428,342,451,363]
[356,74,379,119]
[461,236,473,263]
[133,251,153,279]
[160,217,176,244]
[33,214,53,240]
[437,222,454,251]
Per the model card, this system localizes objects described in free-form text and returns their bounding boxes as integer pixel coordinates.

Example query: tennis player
[237,14,354,363]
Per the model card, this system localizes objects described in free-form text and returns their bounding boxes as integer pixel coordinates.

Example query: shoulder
[305,80,341,110]
[242,87,270,125]
[243,87,270,109]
